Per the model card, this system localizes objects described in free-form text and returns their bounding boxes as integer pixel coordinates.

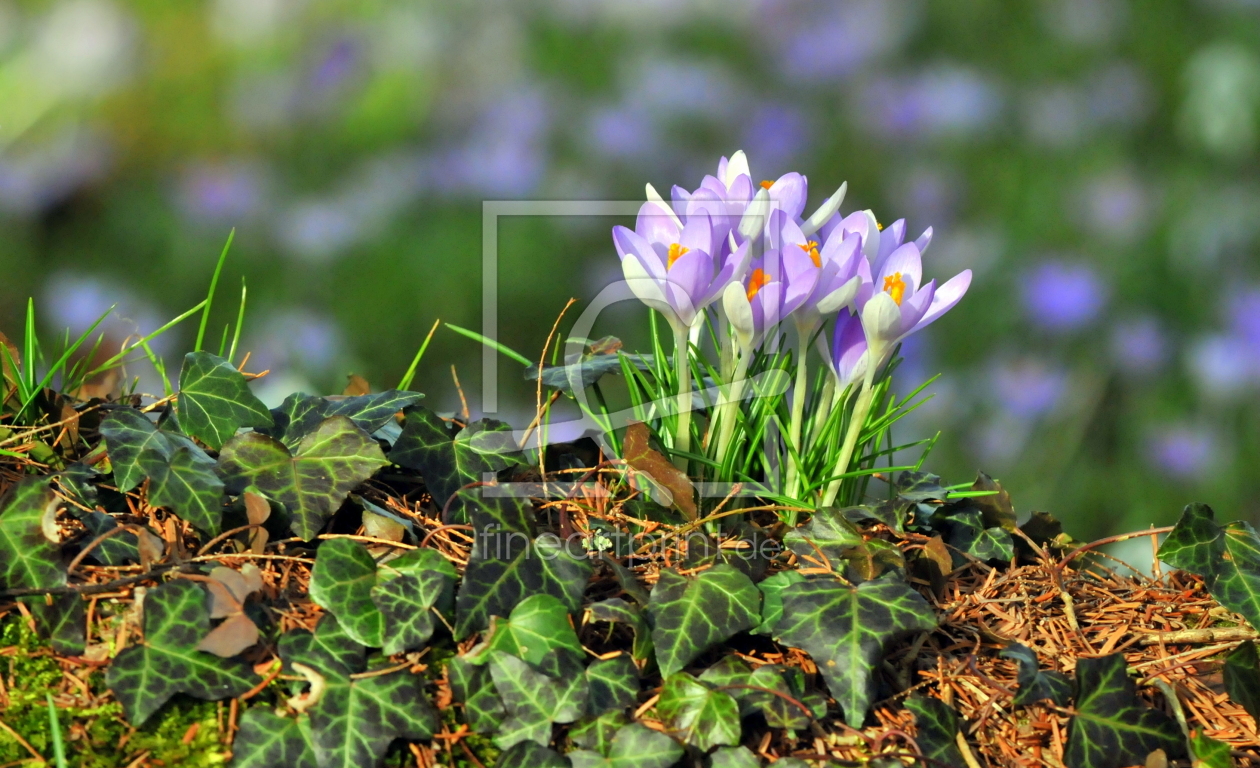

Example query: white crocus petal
[645,183,684,229]
[800,181,848,237]
[722,281,755,354]
[622,254,677,321]
[815,275,861,315]
[738,187,771,242]
[861,209,881,260]
[724,150,750,187]
[861,291,902,367]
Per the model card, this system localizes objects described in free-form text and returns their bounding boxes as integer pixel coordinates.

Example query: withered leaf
[622,422,695,520]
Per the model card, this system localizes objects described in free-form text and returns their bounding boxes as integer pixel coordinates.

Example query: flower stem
[672,321,692,471]
[821,368,876,508]
[784,324,811,499]
[806,376,837,449]
[713,351,751,466]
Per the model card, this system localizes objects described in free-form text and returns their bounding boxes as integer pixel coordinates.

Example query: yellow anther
[667,243,689,269]
[746,268,771,301]
[798,240,821,268]
[882,272,906,305]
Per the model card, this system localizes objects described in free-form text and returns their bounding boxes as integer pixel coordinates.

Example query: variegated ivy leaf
[278,614,366,676]
[587,598,653,664]
[774,572,937,727]
[388,405,518,510]
[488,651,588,750]
[698,657,823,730]
[99,407,214,493]
[218,416,389,540]
[468,593,583,669]
[176,351,273,450]
[906,696,967,768]
[148,445,225,534]
[570,711,628,755]
[648,565,761,677]
[1158,502,1260,630]
[448,655,505,733]
[308,538,385,648]
[268,390,423,449]
[371,548,456,655]
[105,581,257,725]
[0,477,64,592]
[30,593,86,656]
[754,570,804,635]
[1064,654,1184,768]
[656,672,742,751]
[947,510,1014,563]
[456,524,592,639]
[567,723,683,768]
[306,662,439,768]
[1000,643,1072,707]
[230,709,317,768]
[784,509,864,568]
[493,742,568,768]
[709,746,761,768]
[585,655,639,715]
[1224,641,1260,722]
[1190,731,1234,768]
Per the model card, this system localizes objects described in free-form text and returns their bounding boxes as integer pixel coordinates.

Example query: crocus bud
[738,187,771,242]
[815,275,861,315]
[800,181,848,237]
[861,291,902,368]
[723,281,755,354]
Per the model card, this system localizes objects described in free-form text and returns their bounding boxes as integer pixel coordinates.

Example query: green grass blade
[444,322,531,367]
[22,298,36,393]
[227,278,247,365]
[398,318,440,390]
[84,300,207,380]
[194,228,235,353]
[19,307,114,417]
[46,693,67,768]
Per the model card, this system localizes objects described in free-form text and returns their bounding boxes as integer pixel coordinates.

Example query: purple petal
[877,243,924,295]
[900,279,935,334]
[910,270,972,333]
[664,248,712,313]
[672,185,692,206]
[876,219,907,267]
[679,212,714,255]
[613,226,666,277]
[769,172,807,221]
[914,226,934,253]
[831,311,868,385]
[635,201,680,247]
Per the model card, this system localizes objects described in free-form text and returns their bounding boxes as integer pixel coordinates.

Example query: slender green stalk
[46,693,67,768]
[821,367,877,508]
[783,324,812,498]
[445,322,532,366]
[84,300,206,380]
[671,319,692,470]
[194,228,235,353]
[807,376,838,448]
[398,317,440,390]
[227,278,248,365]
[713,350,751,466]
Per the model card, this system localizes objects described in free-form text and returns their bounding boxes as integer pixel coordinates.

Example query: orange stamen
[798,240,821,268]
[667,243,689,269]
[759,180,775,190]
[883,272,906,305]
[746,268,771,301]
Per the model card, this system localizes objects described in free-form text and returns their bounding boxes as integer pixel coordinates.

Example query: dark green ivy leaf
[448,655,505,733]
[306,663,439,768]
[488,651,588,750]
[966,472,1016,530]
[1064,654,1184,768]
[906,696,966,768]
[55,462,99,510]
[176,351,273,449]
[774,573,937,727]
[493,741,568,768]
[524,350,653,393]
[105,580,257,725]
[230,709,317,768]
[587,598,653,664]
[29,593,85,656]
[698,657,822,730]
[656,672,742,751]
[895,471,948,502]
[0,478,64,592]
[1223,641,1260,723]
[567,723,682,768]
[648,565,761,677]
[81,511,141,565]
[1000,643,1072,707]
[148,445,225,534]
[784,509,864,568]
[754,570,805,635]
[570,710,628,754]
[388,406,518,509]
[218,416,389,540]
[269,390,423,449]
[1158,503,1260,630]
[278,614,366,676]
[372,548,456,655]
[100,408,209,493]
[709,746,761,768]
[585,655,639,715]
[1189,730,1233,768]
[468,593,584,669]
[308,538,385,647]
[947,510,1014,564]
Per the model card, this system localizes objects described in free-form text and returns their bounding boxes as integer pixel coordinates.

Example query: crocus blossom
[824,309,870,388]
[722,211,821,351]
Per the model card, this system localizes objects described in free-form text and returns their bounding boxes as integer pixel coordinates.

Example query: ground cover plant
[1,153,1259,767]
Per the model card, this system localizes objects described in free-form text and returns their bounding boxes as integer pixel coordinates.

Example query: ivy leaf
[784,509,864,568]
[100,408,185,492]
[585,655,639,714]
[456,529,591,639]
[306,663,439,768]
[468,593,584,669]
[278,614,366,676]
[176,352,273,449]
[1223,641,1260,723]
[372,548,456,655]
[230,709,317,768]
[30,594,85,656]
[895,471,948,503]
[493,742,568,768]
[587,598,653,664]
[570,711,628,754]
[906,696,966,768]
[947,510,1014,564]
[448,655,505,733]
[488,651,588,749]
[698,657,821,730]
[269,390,423,449]
[754,570,805,635]
[388,406,518,509]
[656,672,742,751]
[648,565,761,677]
[0,478,64,591]
[1000,643,1072,707]
[965,472,1016,530]
[774,573,937,727]
[1189,731,1233,768]
[710,746,761,768]
[105,580,257,725]
[308,538,385,648]
[1064,654,1184,768]
[567,723,682,768]
[148,446,225,534]
[218,416,389,540]
[1158,503,1260,630]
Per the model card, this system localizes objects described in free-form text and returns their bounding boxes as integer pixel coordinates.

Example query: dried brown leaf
[196,612,260,657]
[343,374,371,396]
[622,422,696,520]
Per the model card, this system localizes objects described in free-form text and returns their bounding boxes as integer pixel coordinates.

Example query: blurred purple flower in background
[586,105,659,161]
[1228,286,1260,350]
[741,105,811,175]
[991,357,1067,419]
[857,64,1003,141]
[1077,169,1152,243]
[178,160,268,224]
[764,0,918,82]
[1147,423,1218,481]
[1110,316,1168,375]
[1021,260,1108,331]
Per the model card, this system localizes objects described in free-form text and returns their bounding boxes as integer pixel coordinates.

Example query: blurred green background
[1,0,1258,538]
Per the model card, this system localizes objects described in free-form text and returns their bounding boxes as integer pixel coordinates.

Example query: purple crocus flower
[824,310,870,388]
[1021,260,1107,331]
[722,212,820,350]
[765,208,867,336]
[614,202,750,329]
